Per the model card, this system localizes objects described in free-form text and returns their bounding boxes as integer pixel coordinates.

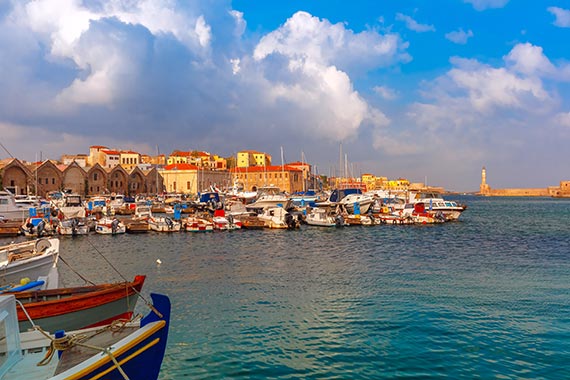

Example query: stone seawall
[483,188,550,197]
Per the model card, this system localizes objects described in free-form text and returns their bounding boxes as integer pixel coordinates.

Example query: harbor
[1,195,569,379]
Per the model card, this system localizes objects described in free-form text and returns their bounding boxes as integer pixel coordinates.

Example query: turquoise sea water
[10,196,570,379]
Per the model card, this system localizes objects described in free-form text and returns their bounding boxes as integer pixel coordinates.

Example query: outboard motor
[71,218,78,236]
[111,218,120,234]
[284,212,295,229]
[335,214,345,227]
[166,217,174,230]
[37,219,45,237]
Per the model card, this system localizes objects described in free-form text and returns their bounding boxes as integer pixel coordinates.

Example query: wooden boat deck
[54,325,138,374]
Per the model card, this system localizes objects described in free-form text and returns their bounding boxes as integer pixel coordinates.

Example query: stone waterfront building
[0,158,164,197]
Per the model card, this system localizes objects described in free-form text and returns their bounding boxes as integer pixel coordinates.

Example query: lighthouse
[480,166,490,195]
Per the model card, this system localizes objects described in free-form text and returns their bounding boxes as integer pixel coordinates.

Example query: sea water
[35,196,570,379]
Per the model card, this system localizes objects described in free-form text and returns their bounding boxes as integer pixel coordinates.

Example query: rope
[34,323,131,380]
[15,299,36,328]
[58,255,96,285]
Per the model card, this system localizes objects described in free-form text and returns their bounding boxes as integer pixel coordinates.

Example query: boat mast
[301,151,306,192]
[339,142,343,186]
[280,146,284,191]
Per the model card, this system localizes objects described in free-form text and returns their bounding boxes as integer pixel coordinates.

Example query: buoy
[20,277,30,285]
[156,259,162,265]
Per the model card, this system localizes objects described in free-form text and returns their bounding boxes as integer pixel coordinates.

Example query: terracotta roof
[90,145,108,149]
[170,151,193,157]
[231,165,302,173]
[287,161,310,166]
[164,163,199,171]
[121,150,139,154]
[102,150,120,155]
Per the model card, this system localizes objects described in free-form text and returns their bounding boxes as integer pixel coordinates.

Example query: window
[10,180,14,186]
[187,181,190,190]
[45,178,49,184]
[94,173,98,181]
[173,181,177,190]
[52,178,55,185]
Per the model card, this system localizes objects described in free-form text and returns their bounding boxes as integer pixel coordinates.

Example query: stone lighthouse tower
[480,166,490,195]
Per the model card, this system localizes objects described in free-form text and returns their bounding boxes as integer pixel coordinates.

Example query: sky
[0,0,569,191]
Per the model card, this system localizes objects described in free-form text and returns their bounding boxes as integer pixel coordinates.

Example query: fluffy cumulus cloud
[445,28,474,44]
[251,11,408,140]
[401,42,570,188]
[0,2,409,163]
[395,13,435,32]
[547,7,570,28]
[464,0,510,11]
[409,43,564,131]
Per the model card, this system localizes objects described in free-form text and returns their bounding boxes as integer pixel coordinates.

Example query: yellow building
[120,151,141,171]
[237,150,272,168]
[231,165,303,193]
[141,154,166,166]
[159,163,230,194]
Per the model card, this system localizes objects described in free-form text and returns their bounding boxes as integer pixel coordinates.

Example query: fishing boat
[237,215,266,229]
[0,292,170,380]
[257,207,299,229]
[212,209,241,230]
[20,216,55,237]
[183,216,214,232]
[148,216,181,232]
[14,275,145,332]
[305,207,337,227]
[0,238,59,291]
[95,217,126,234]
[55,218,89,236]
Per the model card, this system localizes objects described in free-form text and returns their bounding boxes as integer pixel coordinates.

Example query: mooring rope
[34,322,132,380]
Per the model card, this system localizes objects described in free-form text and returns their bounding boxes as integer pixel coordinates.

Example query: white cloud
[409,44,560,132]
[9,0,214,108]
[554,112,570,127]
[373,85,398,100]
[254,11,410,72]
[250,11,410,141]
[395,13,435,33]
[445,28,474,44]
[504,42,570,81]
[447,58,550,113]
[464,0,509,11]
[547,7,570,28]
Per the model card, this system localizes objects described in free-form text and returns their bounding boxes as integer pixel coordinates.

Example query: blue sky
[1,0,569,191]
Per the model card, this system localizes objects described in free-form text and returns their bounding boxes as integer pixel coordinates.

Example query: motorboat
[305,207,337,227]
[410,192,466,220]
[0,189,29,221]
[95,217,126,234]
[183,216,214,232]
[55,218,89,236]
[398,202,447,224]
[20,216,55,237]
[148,216,181,232]
[0,291,170,380]
[246,186,291,212]
[338,193,375,214]
[212,209,242,230]
[257,207,299,229]
[0,238,59,291]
